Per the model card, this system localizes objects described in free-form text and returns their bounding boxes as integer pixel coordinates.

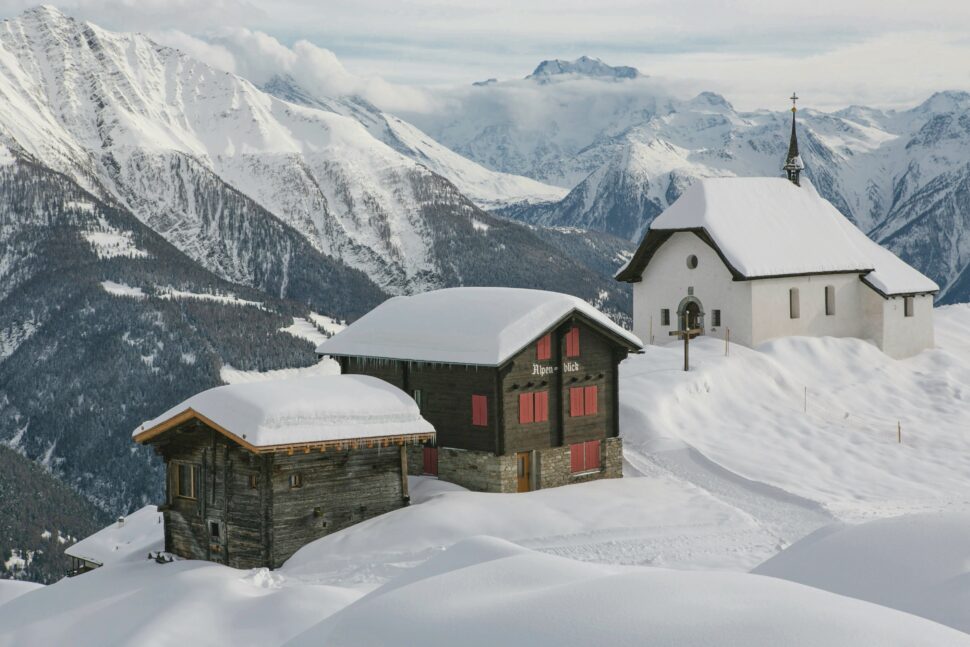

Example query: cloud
[151,27,438,113]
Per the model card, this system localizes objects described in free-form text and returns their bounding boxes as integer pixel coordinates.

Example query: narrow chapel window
[661,309,670,326]
[789,288,800,319]
[904,296,914,317]
[712,309,721,327]
[825,285,835,316]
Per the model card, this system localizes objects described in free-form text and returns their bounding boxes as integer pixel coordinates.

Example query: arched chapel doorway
[677,296,705,332]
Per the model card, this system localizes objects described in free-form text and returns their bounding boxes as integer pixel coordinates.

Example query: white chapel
[615,99,939,359]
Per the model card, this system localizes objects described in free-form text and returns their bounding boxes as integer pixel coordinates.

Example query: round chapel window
[686,254,698,269]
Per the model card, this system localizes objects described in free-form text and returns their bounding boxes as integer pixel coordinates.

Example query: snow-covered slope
[287,536,968,647]
[620,305,970,520]
[754,513,970,633]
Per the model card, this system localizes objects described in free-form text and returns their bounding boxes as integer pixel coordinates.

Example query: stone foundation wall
[536,437,622,489]
[437,447,517,493]
[426,438,622,493]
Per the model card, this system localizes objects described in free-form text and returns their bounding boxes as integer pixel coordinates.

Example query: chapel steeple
[783,92,804,186]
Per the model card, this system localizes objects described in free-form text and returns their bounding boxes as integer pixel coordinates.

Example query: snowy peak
[527,56,641,83]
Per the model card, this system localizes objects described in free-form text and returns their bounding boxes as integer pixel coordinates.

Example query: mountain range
[401,63,970,303]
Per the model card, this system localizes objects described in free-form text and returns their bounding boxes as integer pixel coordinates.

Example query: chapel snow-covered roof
[616,177,939,296]
[132,375,434,450]
[315,287,642,366]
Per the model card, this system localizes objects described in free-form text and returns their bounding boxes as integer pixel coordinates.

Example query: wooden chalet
[316,288,643,493]
[132,375,434,569]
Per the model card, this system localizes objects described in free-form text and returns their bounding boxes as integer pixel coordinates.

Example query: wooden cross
[790,92,799,112]
[669,322,703,372]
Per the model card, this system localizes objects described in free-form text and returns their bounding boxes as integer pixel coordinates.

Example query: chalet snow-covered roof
[65,505,163,567]
[616,177,939,296]
[315,287,642,366]
[132,375,434,450]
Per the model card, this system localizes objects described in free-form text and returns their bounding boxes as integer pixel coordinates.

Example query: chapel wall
[634,232,753,347]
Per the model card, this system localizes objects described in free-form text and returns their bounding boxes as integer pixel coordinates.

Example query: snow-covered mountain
[527,56,642,83]
[0,7,602,303]
[404,61,970,303]
[262,75,567,210]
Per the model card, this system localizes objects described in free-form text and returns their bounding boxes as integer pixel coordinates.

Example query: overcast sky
[4,1,970,111]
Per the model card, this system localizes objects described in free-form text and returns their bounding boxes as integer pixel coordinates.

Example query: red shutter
[585,440,601,470]
[534,391,549,423]
[472,395,488,426]
[566,327,580,357]
[584,386,598,416]
[537,334,551,361]
[569,387,585,417]
[519,392,534,424]
[570,443,585,473]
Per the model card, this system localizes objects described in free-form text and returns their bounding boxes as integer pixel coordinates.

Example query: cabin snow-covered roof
[132,375,434,450]
[616,177,938,296]
[315,287,642,366]
[65,505,163,567]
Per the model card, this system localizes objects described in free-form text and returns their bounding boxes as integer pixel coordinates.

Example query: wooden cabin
[316,288,643,493]
[132,375,435,569]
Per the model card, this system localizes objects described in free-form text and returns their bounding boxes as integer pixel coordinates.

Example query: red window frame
[569,386,585,417]
[518,392,534,424]
[565,327,580,357]
[570,440,602,473]
[536,334,552,361]
[472,394,488,426]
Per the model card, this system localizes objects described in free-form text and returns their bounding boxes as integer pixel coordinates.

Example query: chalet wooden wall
[157,422,408,569]
[344,357,499,453]
[268,446,406,567]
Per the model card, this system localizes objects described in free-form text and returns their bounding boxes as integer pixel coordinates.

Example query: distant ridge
[527,56,641,82]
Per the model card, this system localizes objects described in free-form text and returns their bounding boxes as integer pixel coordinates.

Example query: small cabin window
[412,389,423,410]
[209,521,220,539]
[789,288,800,319]
[536,334,552,361]
[904,295,914,317]
[686,254,698,269]
[565,327,581,357]
[175,463,199,500]
[289,473,303,489]
[825,285,835,316]
[248,474,259,489]
[661,309,670,326]
[472,394,488,427]
[712,309,721,327]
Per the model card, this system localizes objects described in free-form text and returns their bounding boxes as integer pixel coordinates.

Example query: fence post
[803,386,807,413]
[897,421,901,444]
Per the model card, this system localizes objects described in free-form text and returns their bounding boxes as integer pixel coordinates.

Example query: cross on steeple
[783,92,803,186]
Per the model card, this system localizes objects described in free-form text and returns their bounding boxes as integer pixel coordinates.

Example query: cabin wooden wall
[157,424,267,569]
[157,422,408,569]
[343,357,499,454]
[501,319,627,454]
[268,445,407,567]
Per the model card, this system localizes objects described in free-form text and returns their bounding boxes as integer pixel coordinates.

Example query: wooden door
[423,446,438,476]
[516,452,531,492]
